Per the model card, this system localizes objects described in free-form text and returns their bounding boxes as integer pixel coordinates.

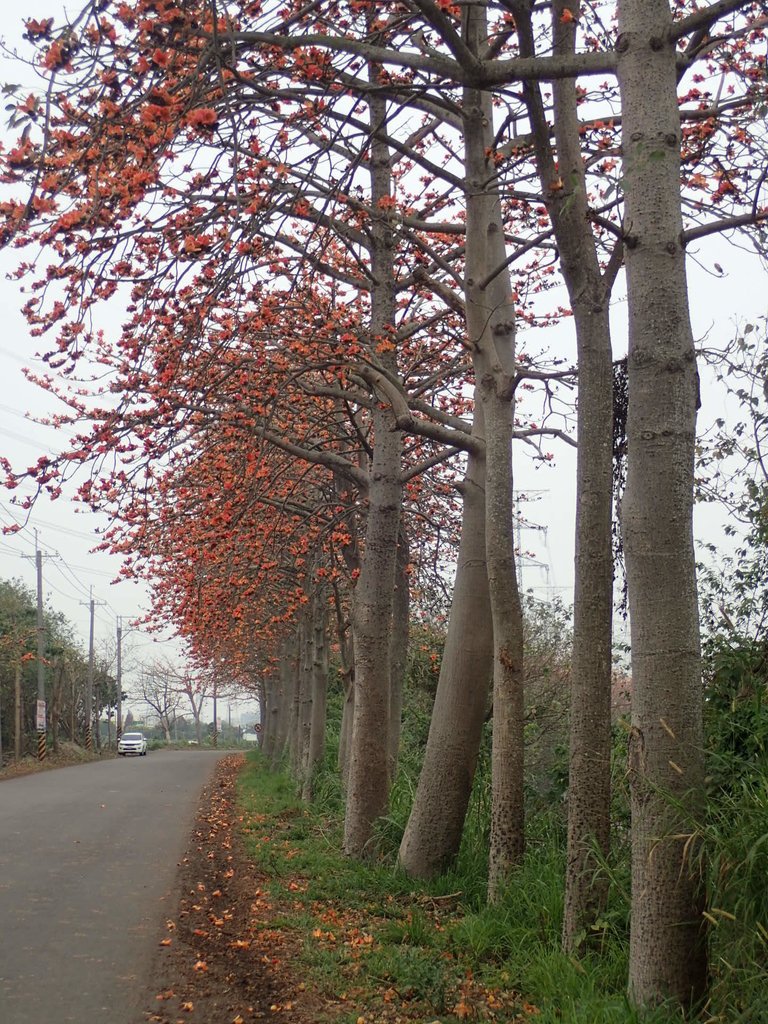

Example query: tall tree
[462,0,526,896]
[617,0,708,1006]
[509,0,618,947]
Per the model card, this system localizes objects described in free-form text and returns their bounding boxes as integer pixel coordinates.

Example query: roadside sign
[36,699,46,732]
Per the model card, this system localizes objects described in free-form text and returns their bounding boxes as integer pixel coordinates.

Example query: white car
[118,732,148,756]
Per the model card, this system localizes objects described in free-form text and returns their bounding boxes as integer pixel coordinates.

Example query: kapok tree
[4,1,767,1008]
[0,6,425,858]
[0,0,546,867]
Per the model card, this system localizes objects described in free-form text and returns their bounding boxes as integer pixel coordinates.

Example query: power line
[0,344,34,365]
[0,401,80,439]
[0,426,65,452]
[48,558,92,600]
[0,500,108,541]
[55,557,118,579]
[0,540,26,556]
[2,525,139,626]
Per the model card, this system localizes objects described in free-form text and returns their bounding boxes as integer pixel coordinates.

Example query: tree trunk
[302,587,329,802]
[398,439,492,877]
[291,619,309,779]
[332,582,355,789]
[343,83,402,858]
[261,671,279,762]
[338,668,354,790]
[299,609,314,787]
[388,524,410,781]
[561,308,614,948]
[273,633,298,769]
[331,484,359,792]
[617,0,707,1008]
[516,0,616,949]
[463,2,526,899]
[344,416,401,856]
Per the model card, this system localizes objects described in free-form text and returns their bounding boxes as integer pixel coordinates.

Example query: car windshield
[123,733,143,740]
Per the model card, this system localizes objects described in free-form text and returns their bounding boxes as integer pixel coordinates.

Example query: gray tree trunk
[388,524,410,781]
[617,0,707,1008]
[338,672,354,790]
[398,435,492,877]
[302,586,329,802]
[273,631,298,769]
[332,579,355,790]
[296,610,314,787]
[515,0,615,948]
[344,414,401,855]
[463,2,526,899]
[330,491,359,792]
[343,84,402,857]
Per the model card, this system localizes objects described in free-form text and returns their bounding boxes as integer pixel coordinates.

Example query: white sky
[0,5,764,685]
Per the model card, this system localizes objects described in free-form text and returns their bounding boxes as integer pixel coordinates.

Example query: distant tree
[137,659,184,742]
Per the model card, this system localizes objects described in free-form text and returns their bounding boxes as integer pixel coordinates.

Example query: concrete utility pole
[116,619,123,743]
[115,617,139,745]
[34,549,45,760]
[85,594,95,750]
[80,589,105,751]
[21,532,55,760]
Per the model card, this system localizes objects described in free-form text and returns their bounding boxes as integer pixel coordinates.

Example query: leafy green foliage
[696,327,768,1019]
[245,593,766,1020]
[698,636,768,1019]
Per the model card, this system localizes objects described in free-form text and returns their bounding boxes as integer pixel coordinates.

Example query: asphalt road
[0,750,228,1024]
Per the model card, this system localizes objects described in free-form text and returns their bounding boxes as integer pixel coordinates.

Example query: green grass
[236,731,767,1024]
[236,750,682,1024]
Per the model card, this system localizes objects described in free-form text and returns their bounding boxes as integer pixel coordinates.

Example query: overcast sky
[0,4,764,685]
[0,14,158,687]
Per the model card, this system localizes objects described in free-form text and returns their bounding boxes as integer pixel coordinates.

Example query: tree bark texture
[463,1,526,900]
[333,582,355,790]
[338,671,354,791]
[617,0,707,1008]
[344,406,401,856]
[302,586,329,802]
[516,0,616,949]
[343,84,402,858]
[388,524,410,781]
[398,439,492,877]
[273,631,298,769]
[296,610,314,787]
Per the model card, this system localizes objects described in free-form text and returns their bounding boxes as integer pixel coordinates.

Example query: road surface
[0,750,227,1024]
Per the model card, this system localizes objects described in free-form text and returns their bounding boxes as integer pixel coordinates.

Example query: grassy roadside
[0,740,114,779]
[235,752,679,1024]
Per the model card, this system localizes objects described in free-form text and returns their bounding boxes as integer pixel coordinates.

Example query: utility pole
[22,531,55,760]
[115,616,139,746]
[80,589,105,751]
[35,547,45,760]
[85,593,95,750]
[116,618,123,744]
